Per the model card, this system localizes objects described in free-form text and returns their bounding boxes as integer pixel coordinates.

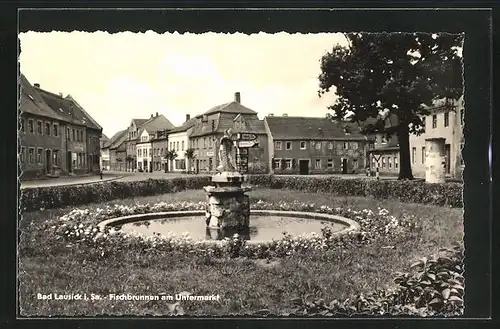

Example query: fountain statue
[203,129,251,236]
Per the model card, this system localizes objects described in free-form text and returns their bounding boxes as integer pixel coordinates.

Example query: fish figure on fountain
[204,128,252,236]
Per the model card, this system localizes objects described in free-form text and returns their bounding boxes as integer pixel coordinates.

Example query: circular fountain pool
[98,210,360,243]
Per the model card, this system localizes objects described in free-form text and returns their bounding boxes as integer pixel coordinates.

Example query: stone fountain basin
[98,210,360,246]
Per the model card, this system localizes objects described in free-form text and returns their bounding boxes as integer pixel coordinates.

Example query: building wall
[151,138,169,172]
[19,114,65,180]
[101,148,110,170]
[136,142,152,172]
[168,131,190,172]
[246,134,269,174]
[409,105,464,179]
[86,129,101,173]
[369,151,400,175]
[64,124,88,175]
[191,134,218,173]
[270,139,368,174]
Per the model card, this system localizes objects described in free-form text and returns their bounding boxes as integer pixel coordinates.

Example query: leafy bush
[20,176,211,212]
[249,175,462,208]
[289,244,464,317]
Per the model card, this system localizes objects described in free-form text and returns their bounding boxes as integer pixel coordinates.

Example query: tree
[318,32,463,179]
[184,148,196,173]
[165,150,177,172]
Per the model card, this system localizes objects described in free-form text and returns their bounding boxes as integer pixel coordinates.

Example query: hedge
[20,174,463,212]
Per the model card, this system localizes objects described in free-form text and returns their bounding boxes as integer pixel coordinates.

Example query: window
[444,112,449,127]
[353,159,359,169]
[328,142,333,150]
[209,138,213,148]
[20,119,25,132]
[20,147,25,163]
[286,159,292,169]
[37,148,43,163]
[382,157,386,168]
[28,148,34,163]
[327,159,333,168]
[28,119,34,133]
[315,159,321,169]
[412,147,417,164]
[432,114,437,128]
[388,157,392,169]
[72,129,76,141]
[169,142,172,150]
[273,159,281,169]
[275,141,282,150]
[37,121,42,134]
[300,141,307,150]
[203,138,206,149]
[138,149,142,157]
[394,157,398,169]
[211,120,215,131]
[144,149,148,157]
[67,128,71,140]
[285,141,292,150]
[372,157,377,169]
[182,141,185,151]
[315,142,321,150]
[351,142,358,150]
[343,142,349,149]
[53,123,58,136]
[381,135,388,143]
[53,150,59,166]
[177,141,180,151]
[422,147,426,164]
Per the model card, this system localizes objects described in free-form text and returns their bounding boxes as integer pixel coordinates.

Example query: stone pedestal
[425,138,446,184]
[203,171,252,230]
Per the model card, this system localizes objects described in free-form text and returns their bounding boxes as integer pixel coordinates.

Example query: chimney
[234,92,241,103]
[34,83,40,88]
[186,114,191,122]
[156,112,158,117]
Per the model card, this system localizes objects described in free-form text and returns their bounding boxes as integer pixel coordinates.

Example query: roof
[105,129,127,149]
[368,146,400,153]
[19,74,67,121]
[168,116,198,134]
[190,112,267,138]
[65,94,102,131]
[265,116,370,141]
[136,114,175,138]
[132,118,149,127]
[202,101,257,116]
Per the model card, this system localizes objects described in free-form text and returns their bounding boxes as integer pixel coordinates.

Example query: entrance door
[45,150,51,174]
[445,144,451,174]
[299,159,309,175]
[67,151,72,173]
[341,158,348,174]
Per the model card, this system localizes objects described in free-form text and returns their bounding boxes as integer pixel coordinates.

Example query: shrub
[248,175,462,208]
[20,176,211,212]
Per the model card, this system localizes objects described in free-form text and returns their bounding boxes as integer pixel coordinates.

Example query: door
[342,158,348,174]
[299,160,309,175]
[445,144,451,174]
[67,151,72,173]
[45,150,51,173]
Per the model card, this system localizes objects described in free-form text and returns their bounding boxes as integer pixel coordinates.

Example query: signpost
[234,132,259,174]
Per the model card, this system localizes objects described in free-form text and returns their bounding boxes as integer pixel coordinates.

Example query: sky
[19,31,347,138]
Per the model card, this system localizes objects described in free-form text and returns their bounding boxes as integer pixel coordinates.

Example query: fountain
[98,129,360,244]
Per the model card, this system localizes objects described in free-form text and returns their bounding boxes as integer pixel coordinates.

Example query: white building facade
[100,148,110,171]
[136,129,152,172]
[168,129,191,172]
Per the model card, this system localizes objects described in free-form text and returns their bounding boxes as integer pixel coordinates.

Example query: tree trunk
[396,124,414,180]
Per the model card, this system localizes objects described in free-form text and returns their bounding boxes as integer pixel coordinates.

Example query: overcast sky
[19,31,346,137]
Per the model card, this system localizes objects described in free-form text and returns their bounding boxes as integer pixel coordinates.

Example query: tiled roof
[137,114,175,138]
[168,116,198,134]
[190,113,267,138]
[132,118,149,127]
[106,129,128,149]
[265,116,370,141]
[64,94,102,131]
[19,74,67,121]
[203,101,257,116]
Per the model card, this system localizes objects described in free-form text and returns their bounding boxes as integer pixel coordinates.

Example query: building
[188,92,269,174]
[135,114,175,172]
[104,130,127,171]
[124,118,149,172]
[100,134,110,170]
[366,114,400,176]
[161,114,197,173]
[409,97,464,179]
[264,115,373,175]
[19,74,102,180]
[150,129,169,172]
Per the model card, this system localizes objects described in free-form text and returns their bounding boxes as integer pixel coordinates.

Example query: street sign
[237,140,259,148]
[237,133,258,141]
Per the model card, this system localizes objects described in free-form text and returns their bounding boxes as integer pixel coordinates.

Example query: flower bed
[20,199,463,316]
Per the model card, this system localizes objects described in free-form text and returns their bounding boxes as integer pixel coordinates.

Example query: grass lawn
[18,188,464,316]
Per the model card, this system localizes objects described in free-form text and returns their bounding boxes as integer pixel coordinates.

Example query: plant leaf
[441,288,451,299]
[429,297,442,305]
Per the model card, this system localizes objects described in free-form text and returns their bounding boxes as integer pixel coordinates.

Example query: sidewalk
[20,173,123,189]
